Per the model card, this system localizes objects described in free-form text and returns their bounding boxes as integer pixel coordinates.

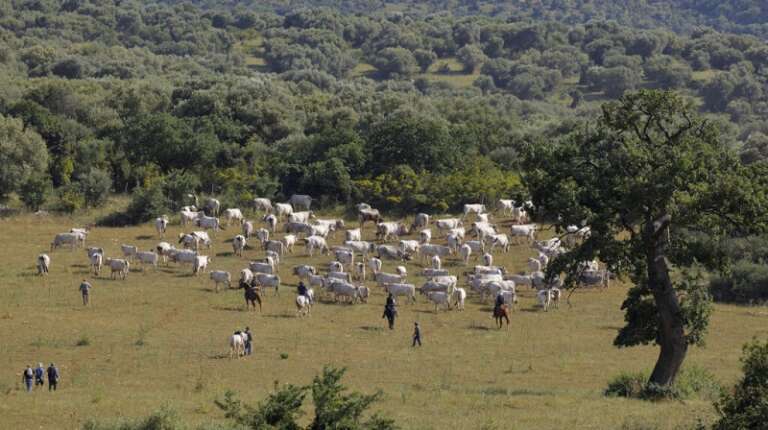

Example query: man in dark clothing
[47,363,59,391]
[244,327,253,356]
[22,365,34,392]
[382,293,397,329]
[79,279,92,306]
[34,363,45,387]
[412,322,422,347]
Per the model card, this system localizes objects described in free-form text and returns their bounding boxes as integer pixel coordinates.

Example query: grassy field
[1,207,766,429]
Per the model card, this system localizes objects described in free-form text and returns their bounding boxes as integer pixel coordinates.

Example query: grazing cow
[474,265,503,276]
[538,288,561,311]
[193,255,210,275]
[449,227,466,241]
[488,234,510,253]
[180,209,198,226]
[179,233,200,250]
[282,235,298,253]
[254,228,270,245]
[334,249,355,269]
[373,272,405,286]
[421,268,449,278]
[412,213,430,230]
[512,206,529,224]
[121,244,138,261]
[462,204,487,219]
[229,333,245,358]
[222,208,244,226]
[477,213,490,223]
[453,288,467,310]
[86,247,104,258]
[396,265,407,279]
[358,208,382,228]
[376,245,404,260]
[464,240,485,256]
[383,283,417,304]
[254,273,280,295]
[354,262,366,281]
[459,244,472,265]
[304,236,328,256]
[507,273,533,288]
[419,280,452,297]
[107,258,130,280]
[431,255,442,270]
[527,257,542,273]
[327,271,352,283]
[308,274,325,289]
[329,261,343,273]
[537,252,550,268]
[265,256,278,273]
[90,253,102,276]
[376,222,408,242]
[240,268,254,284]
[210,270,231,292]
[344,240,371,258]
[357,286,370,303]
[249,261,274,275]
[355,203,371,212]
[266,250,281,266]
[264,240,285,256]
[253,198,273,213]
[135,251,159,270]
[170,249,198,265]
[262,214,278,232]
[426,292,451,312]
[446,234,461,253]
[288,211,315,224]
[345,228,362,242]
[435,218,462,231]
[289,194,312,211]
[580,269,610,289]
[482,253,493,267]
[564,225,591,248]
[296,295,311,317]
[399,240,420,257]
[274,203,293,219]
[51,232,84,251]
[196,215,223,232]
[155,216,169,237]
[432,275,458,290]
[510,224,537,243]
[293,265,316,280]
[310,223,331,238]
[37,254,50,275]
[156,242,173,264]
[498,199,515,215]
[419,244,452,263]
[205,198,220,216]
[419,229,432,244]
[471,222,497,241]
[242,221,254,238]
[327,280,359,303]
[368,257,382,274]
[232,235,247,257]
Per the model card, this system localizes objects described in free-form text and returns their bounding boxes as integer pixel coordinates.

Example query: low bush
[709,261,768,304]
[605,366,720,401]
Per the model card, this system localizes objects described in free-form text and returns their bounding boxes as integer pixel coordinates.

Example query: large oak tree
[524,90,768,387]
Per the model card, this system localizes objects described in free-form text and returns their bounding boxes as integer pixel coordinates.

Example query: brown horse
[240,280,262,312]
[493,304,510,329]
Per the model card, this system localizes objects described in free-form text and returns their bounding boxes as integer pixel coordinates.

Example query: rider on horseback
[494,292,505,315]
[297,281,311,304]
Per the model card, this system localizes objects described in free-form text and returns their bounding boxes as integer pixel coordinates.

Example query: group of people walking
[22,363,59,392]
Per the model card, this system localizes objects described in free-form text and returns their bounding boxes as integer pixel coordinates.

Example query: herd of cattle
[37,195,610,320]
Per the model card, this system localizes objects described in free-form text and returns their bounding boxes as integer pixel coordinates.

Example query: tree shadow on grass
[360,326,385,332]
[212,305,245,312]
[135,235,154,240]
[262,313,294,319]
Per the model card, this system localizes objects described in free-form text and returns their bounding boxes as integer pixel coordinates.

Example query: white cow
[412,213,430,229]
[421,268,450,278]
[50,232,84,251]
[193,255,210,275]
[449,227,466,241]
[453,287,467,310]
[253,198,273,213]
[396,266,407,279]
[264,240,285,256]
[329,261,343,273]
[488,234,510,252]
[419,244,452,263]
[262,214,278,232]
[289,194,312,211]
[249,261,275,275]
[310,223,331,238]
[255,228,270,244]
[222,208,244,226]
[282,235,298,253]
[156,242,174,264]
[462,204,487,219]
[482,253,493,267]
[527,257,542,273]
[431,255,442,270]
[288,211,315,224]
[399,240,421,257]
[498,199,515,215]
[327,280,359,303]
[426,292,451,312]
[205,198,220,216]
[510,224,537,243]
[459,244,472,265]
[210,270,231,292]
[354,262,366,281]
[512,206,529,224]
[274,203,293,219]
[368,257,382,274]
[266,250,281,266]
[90,252,102,275]
[180,209,198,226]
[232,235,247,257]
[229,333,245,358]
[419,229,432,244]
[334,249,355,269]
[383,283,416,304]
[376,222,408,242]
[121,244,138,261]
[170,249,198,265]
[538,288,561,311]
[254,273,280,295]
[375,245,404,260]
[242,221,254,238]
[326,271,352,283]
[196,215,223,232]
[345,228,362,242]
[293,265,316,280]
[296,295,312,317]
[155,215,169,237]
[435,218,462,231]
[36,254,50,275]
[304,236,328,256]
[107,258,130,279]
[135,251,159,270]
[344,240,372,258]
[240,268,254,284]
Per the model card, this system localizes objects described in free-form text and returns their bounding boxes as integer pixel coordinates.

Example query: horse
[296,295,311,317]
[493,304,510,329]
[229,332,245,358]
[240,280,262,312]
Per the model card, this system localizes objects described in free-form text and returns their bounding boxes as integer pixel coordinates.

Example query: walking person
[47,363,59,391]
[412,322,422,347]
[382,293,397,330]
[22,365,34,392]
[34,363,45,387]
[244,327,253,356]
[79,279,92,306]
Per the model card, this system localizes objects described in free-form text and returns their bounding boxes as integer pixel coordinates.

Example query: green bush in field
[713,339,768,429]
[605,366,721,401]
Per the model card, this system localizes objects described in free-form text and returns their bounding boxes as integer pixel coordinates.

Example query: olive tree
[524,90,768,388]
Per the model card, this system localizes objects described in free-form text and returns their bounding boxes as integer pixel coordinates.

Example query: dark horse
[493,304,510,329]
[240,279,262,312]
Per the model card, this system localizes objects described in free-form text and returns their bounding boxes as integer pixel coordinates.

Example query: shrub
[605,366,720,400]
[709,261,768,304]
[78,168,112,207]
[76,335,90,347]
[713,339,768,429]
[53,184,85,214]
[98,183,168,226]
[605,371,647,398]
[18,173,51,211]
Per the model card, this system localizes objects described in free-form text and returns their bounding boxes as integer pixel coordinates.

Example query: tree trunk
[646,237,688,387]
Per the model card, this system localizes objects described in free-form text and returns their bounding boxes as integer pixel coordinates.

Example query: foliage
[606,366,721,401]
[99,183,168,226]
[710,261,768,304]
[0,114,49,201]
[78,168,113,207]
[712,339,768,429]
[18,173,52,211]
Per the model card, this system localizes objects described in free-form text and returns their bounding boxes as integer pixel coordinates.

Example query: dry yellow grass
[0,208,765,429]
